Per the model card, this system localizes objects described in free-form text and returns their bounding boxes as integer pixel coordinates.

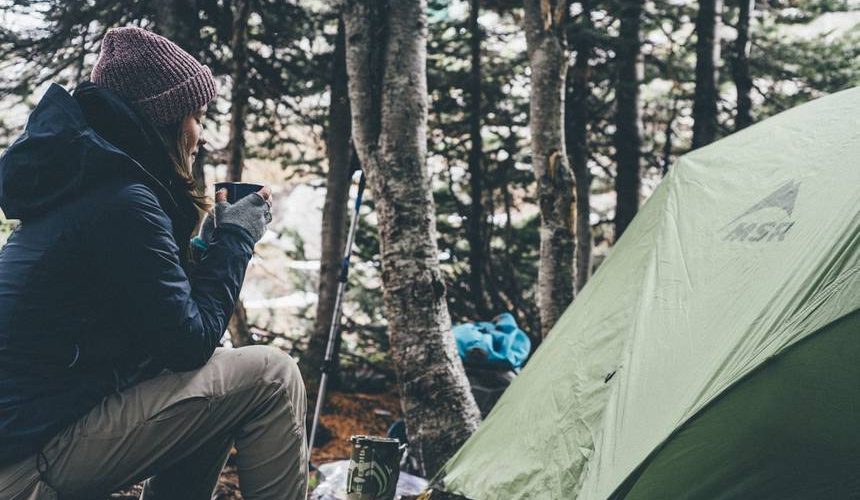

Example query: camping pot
[214,182,265,204]
[346,435,406,500]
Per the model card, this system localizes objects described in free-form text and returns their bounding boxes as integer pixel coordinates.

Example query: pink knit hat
[91,26,217,126]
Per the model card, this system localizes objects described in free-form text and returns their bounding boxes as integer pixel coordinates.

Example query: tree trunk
[466,0,489,319]
[662,94,680,176]
[153,0,200,52]
[693,0,722,148]
[732,0,754,130]
[343,0,481,477]
[614,0,643,241]
[226,0,255,348]
[303,19,353,387]
[523,0,575,338]
[566,0,594,293]
[227,300,254,347]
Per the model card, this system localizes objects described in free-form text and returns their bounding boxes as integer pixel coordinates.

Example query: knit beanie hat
[91,26,217,126]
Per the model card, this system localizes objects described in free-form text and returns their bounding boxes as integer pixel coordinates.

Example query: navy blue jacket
[0,83,255,465]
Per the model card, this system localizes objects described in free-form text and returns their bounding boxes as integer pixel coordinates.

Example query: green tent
[436,87,860,499]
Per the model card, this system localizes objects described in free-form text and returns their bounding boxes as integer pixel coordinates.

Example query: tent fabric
[436,86,860,499]
[615,310,860,499]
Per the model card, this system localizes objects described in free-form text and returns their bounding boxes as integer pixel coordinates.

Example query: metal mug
[214,182,265,204]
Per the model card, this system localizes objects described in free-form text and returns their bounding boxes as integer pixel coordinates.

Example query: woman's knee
[262,347,303,390]
[249,347,306,433]
[235,347,305,400]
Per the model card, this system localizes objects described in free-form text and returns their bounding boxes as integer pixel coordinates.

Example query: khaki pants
[0,346,308,500]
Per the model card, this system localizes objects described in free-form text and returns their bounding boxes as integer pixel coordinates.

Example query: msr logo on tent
[722,180,799,243]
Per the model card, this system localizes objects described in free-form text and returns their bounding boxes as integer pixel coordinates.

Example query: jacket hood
[0,82,200,263]
[0,82,181,219]
[1,83,111,219]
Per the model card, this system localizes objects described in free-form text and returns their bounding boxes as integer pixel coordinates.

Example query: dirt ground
[109,389,402,499]
[312,390,403,463]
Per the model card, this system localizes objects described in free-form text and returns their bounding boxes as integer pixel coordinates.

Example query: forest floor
[109,389,402,499]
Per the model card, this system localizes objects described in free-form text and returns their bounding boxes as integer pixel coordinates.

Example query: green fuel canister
[346,435,406,500]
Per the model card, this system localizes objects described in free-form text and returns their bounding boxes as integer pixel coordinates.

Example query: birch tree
[342,0,481,476]
[566,0,595,292]
[524,0,575,337]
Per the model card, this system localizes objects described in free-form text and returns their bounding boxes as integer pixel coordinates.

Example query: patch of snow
[244,291,318,309]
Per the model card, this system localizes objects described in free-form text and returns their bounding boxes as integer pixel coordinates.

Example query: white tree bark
[524,0,576,338]
[342,0,481,476]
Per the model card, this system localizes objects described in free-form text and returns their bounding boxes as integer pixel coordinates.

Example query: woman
[0,27,307,499]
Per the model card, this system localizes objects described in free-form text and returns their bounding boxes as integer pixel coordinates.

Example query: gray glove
[213,191,272,243]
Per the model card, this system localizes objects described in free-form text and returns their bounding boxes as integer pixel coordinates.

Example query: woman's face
[181,105,207,169]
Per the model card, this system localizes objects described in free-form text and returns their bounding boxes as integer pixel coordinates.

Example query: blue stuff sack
[453,312,531,370]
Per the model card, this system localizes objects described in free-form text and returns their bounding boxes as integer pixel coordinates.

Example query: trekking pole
[308,170,366,455]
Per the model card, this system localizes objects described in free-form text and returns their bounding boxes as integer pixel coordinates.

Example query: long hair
[155,120,213,215]
[151,117,212,268]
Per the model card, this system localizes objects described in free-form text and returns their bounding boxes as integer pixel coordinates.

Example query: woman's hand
[198,187,273,246]
[214,187,273,243]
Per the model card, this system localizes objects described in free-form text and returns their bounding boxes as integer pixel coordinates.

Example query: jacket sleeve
[92,183,255,371]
